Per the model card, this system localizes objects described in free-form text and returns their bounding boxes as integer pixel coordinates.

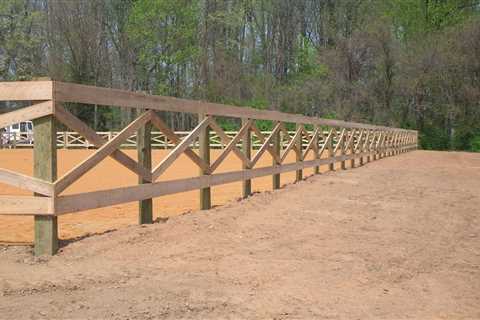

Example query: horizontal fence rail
[0,81,418,255]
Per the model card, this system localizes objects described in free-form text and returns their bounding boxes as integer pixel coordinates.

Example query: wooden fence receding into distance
[0,81,418,255]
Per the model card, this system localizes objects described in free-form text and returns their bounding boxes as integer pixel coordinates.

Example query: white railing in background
[1,130,317,149]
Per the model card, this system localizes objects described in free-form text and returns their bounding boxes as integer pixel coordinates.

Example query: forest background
[1,0,480,151]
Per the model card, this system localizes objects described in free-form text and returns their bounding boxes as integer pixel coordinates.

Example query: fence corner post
[199,113,211,210]
[242,118,252,198]
[33,114,58,256]
[137,116,153,224]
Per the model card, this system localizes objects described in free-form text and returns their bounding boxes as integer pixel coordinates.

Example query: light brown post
[328,129,334,171]
[350,129,356,168]
[199,113,211,209]
[33,114,58,256]
[341,130,346,170]
[314,125,320,174]
[272,123,281,189]
[359,130,365,166]
[296,123,303,182]
[137,117,153,224]
[366,131,372,163]
[242,118,252,198]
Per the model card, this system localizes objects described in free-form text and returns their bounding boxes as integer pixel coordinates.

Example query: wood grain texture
[0,168,54,196]
[0,196,53,215]
[0,81,53,100]
[0,101,53,129]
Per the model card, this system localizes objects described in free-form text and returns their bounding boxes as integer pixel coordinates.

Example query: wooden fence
[0,81,418,255]
[1,130,304,149]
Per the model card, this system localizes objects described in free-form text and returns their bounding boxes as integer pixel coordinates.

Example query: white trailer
[1,121,34,147]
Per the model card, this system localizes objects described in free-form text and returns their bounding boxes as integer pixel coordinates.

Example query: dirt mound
[1,151,479,319]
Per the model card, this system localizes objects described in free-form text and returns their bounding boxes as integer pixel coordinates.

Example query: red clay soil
[1,150,479,319]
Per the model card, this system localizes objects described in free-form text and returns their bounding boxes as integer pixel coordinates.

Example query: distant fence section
[1,130,302,149]
[0,81,418,255]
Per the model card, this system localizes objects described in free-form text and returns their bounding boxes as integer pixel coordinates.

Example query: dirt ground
[0,150,479,319]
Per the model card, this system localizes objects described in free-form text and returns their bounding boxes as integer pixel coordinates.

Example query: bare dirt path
[1,151,479,319]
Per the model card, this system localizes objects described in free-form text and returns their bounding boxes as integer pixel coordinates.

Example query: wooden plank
[137,117,153,224]
[0,168,54,196]
[151,116,210,180]
[198,113,211,210]
[150,112,209,172]
[54,81,414,133]
[0,196,53,215]
[241,118,251,198]
[54,104,152,182]
[33,114,58,256]
[0,101,53,129]
[0,81,53,101]
[208,118,252,171]
[55,111,152,194]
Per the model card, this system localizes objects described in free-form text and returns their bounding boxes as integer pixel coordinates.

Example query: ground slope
[1,151,479,319]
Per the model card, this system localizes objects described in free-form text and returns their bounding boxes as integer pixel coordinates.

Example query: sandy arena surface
[0,150,479,319]
[0,149,310,244]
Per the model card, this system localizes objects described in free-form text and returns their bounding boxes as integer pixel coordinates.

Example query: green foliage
[387,0,477,39]
[0,0,45,80]
[126,0,199,92]
[470,136,480,152]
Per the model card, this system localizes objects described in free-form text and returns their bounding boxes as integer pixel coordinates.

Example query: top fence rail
[0,81,415,133]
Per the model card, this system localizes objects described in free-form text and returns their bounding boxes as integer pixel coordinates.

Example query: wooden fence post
[314,125,320,174]
[33,114,58,256]
[199,113,211,210]
[296,123,303,182]
[328,129,334,171]
[137,118,153,224]
[341,130,347,170]
[350,129,356,168]
[242,118,252,198]
[272,123,281,189]
[359,130,365,166]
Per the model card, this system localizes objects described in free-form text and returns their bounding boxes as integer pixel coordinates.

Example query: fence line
[0,80,418,255]
[0,130,336,149]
